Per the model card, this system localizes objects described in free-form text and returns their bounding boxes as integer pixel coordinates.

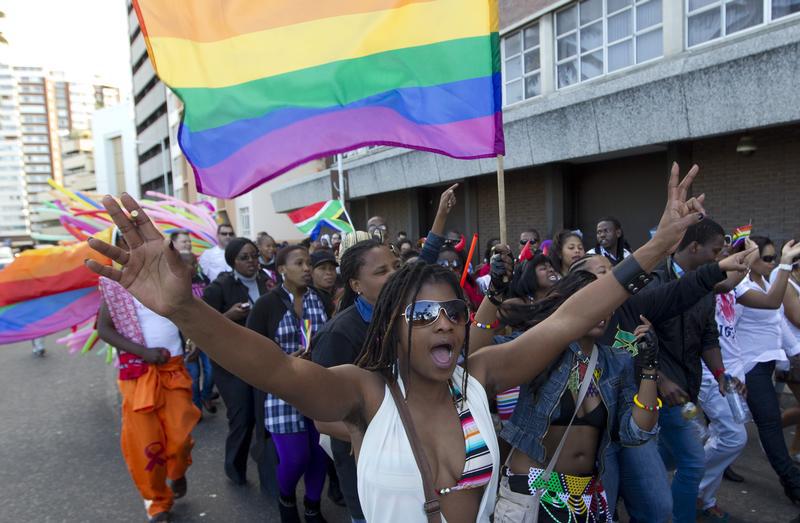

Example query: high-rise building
[9,65,119,238]
[61,131,95,193]
[0,61,28,244]
[127,1,172,197]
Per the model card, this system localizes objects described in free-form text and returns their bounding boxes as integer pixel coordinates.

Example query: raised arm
[784,280,800,329]
[418,183,458,264]
[86,195,369,424]
[738,240,800,309]
[470,163,707,394]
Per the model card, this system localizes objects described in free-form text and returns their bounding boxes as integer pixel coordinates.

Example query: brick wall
[690,126,800,242]
[476,167,548,244]
[499,0,562,28]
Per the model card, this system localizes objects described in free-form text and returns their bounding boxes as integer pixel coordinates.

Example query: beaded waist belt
[505,466,609,522]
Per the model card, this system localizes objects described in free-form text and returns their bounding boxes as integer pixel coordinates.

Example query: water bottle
[724,374,753,424]
[681,401,709,441]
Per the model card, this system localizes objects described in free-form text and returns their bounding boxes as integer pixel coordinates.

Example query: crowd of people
[84,165,800,523]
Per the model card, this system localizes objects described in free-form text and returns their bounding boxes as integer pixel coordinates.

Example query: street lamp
[136,139,170,195]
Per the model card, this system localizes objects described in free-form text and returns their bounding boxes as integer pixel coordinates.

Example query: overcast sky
[3,0,132,93]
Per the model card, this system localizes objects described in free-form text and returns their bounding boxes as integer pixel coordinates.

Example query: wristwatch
[778,263,793,272]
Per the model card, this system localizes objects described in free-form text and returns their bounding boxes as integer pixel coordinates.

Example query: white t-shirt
[713,290,746,380]
[133,298,183,357]
[735,274,800,375]
[199,245,230,282]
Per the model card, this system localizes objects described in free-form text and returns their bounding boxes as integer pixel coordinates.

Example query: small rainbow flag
[287,200,354,240]
[133,0,504,198]
[731,224,753,247]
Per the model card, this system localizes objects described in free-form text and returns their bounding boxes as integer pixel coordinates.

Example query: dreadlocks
[356,262,471,400]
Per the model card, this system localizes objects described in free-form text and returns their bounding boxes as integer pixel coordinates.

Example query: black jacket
[202,271,269,327]
[649,259,721,401]
[600,261,727,348]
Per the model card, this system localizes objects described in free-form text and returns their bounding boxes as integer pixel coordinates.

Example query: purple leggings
[271,420,328,501]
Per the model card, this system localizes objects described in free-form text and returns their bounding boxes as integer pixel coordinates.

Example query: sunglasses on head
[402,300,469,327]
[761,255,777,263]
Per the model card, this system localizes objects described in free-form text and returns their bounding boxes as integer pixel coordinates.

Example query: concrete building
[6,65,120,238]
[0,61,28,244]
[93,101,139,198]
[127,0,172,197]
[271,0,800,248]
[61,132,95,193]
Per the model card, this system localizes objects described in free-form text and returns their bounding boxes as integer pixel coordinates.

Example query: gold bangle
[633,394,662,412]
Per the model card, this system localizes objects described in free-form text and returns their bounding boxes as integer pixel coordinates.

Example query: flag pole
[496,155,507,245]
[337,153,354,229]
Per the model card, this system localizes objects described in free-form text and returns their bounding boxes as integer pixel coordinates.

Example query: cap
[310,249,338,268]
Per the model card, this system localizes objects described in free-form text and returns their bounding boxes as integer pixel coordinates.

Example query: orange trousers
[118,356,201,517]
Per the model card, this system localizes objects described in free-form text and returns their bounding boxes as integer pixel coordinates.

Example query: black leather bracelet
[486,291,503,306]
[612,255,653,295]
[640,372,659,381]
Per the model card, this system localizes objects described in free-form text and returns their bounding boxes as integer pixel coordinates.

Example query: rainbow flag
[731,224,753,247]
[133,0,504,198]
[288,200,355,239]
[0,287,102,344]
[0,241,109,307]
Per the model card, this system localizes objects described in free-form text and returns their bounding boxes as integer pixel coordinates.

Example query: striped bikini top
[438,380,493,495]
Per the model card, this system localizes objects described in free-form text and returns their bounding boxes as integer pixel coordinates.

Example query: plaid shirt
[265,287,328,433]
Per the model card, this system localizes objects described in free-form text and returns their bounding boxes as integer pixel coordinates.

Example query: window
[773,0,800,18]
[25,154,50,164]
[556,0,663,89]
[23,145,49,153]
[239,207,251,239]
[21,115,47,124]
[502,22,541,105]
[23,135,49,144]
[22,124,48,134]
[687,0,800,47]
[20,104,46,114]
[20,94,45,104]
[26,164,51,173]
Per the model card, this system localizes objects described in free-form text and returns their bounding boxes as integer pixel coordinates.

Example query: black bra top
[550,390,606,429]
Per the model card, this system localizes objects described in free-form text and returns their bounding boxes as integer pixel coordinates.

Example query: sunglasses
[236,253,260,262]
[219,231,235,237]
[761,255,777,263]
[520,238,541,245]
[437,259,460,269]
[402,300,469,327]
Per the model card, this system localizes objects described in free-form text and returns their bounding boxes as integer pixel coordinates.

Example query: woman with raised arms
[85,164,705,522]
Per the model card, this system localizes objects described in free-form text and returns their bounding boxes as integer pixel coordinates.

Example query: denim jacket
[500,342,657,474]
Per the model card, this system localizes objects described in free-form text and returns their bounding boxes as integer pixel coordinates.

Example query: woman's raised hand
[85,194,193,318]
[651,162,707,254]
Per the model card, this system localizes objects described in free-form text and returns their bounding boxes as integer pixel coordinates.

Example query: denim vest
[500,342,657,474]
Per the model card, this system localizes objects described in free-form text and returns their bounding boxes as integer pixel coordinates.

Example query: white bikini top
[356,365,499,522]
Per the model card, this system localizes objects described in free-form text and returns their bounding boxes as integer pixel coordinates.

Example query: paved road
[0,335,349,523]
[1,335,798,522]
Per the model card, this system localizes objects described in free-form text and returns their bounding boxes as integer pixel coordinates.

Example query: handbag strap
[383,375,442,523]
[531,345,599,523]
